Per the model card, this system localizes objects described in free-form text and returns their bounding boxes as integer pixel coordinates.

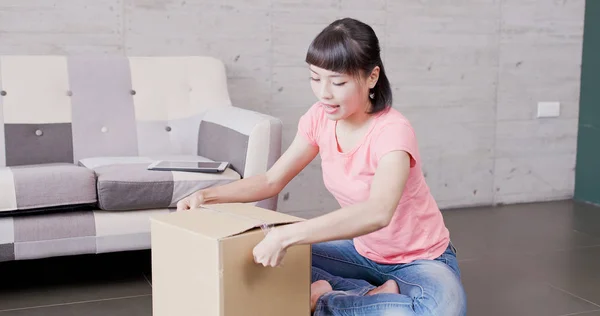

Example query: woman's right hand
[175,132,318,211]
[176,191,206,211]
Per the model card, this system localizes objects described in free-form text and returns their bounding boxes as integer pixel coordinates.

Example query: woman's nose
[320,84,333,99]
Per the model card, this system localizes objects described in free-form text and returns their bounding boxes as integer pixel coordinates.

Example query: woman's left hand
[252,228,288,267]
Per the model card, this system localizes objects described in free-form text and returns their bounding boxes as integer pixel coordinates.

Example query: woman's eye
[333,82,346,86]
[310,77,320,82]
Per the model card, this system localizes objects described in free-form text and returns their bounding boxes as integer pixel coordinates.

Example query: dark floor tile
[460,256,599,316]
[572,201,600,239]
[0,251,151,311]
[0,295,151,315]
[443,206,507,260]
[519,247,600,307]
[443,200,600,260]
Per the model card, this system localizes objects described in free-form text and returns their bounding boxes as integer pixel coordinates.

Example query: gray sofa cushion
[79,156,241,211]
[0,163,97,214]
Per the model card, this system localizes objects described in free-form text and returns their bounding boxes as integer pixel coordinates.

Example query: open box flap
[150,203,304,240]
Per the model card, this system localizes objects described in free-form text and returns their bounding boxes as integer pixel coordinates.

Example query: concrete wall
[0,0,585,217]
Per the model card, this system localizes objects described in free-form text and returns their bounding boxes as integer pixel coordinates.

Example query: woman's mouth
[321,103,340,114]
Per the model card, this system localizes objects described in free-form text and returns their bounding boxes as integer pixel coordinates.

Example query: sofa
[0,55,282,262]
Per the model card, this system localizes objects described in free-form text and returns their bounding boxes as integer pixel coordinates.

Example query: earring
[369,91,375,99]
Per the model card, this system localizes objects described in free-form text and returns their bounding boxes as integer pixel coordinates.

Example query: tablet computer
[148,160,230,173]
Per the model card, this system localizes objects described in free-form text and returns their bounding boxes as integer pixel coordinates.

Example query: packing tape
[259,223,274,236]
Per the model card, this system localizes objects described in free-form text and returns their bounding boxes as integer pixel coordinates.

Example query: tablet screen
[156,161,223,169]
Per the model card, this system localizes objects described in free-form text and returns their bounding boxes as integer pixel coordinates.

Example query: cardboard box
[150,203,311,316]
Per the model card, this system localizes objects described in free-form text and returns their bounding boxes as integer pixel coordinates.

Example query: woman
[177,18,467,316]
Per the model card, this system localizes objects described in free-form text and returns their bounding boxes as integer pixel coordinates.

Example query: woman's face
[309,65,376,121]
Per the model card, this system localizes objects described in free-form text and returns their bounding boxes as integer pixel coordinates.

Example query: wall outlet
[537,102,560,118]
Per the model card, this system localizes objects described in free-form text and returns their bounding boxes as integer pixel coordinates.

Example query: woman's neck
[339,102,373,130]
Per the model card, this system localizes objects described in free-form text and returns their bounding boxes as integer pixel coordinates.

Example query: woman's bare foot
[311,280,333,312]
[366,280,400,296]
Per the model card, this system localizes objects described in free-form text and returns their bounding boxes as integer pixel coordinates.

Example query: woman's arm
[177,133,319,210]
[275,150,411,248]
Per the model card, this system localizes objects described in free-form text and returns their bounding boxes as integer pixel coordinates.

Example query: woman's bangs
[305,32,359,75]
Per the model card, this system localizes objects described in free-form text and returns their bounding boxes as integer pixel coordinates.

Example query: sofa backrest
[0,55,232,167]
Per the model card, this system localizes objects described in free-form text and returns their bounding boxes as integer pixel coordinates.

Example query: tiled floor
[0,200,599,315]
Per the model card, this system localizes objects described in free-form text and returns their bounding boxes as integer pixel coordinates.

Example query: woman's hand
[252,228,288,267]
[176,191,206,211]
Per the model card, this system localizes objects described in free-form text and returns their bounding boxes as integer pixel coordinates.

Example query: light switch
[537,102,560,118]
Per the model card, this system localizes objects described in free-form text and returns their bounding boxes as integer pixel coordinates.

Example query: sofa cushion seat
[0,163,97,215]
[79,156,241,211]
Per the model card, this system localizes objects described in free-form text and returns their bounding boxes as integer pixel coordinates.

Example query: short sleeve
[296,103,321,147]
[372,123,418,168]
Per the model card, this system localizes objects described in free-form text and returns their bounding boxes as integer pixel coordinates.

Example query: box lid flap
[150,203,304,239]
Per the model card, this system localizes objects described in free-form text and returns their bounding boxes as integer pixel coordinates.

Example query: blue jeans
[311,240,467,316]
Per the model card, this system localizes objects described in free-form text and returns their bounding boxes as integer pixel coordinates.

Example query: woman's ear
[368,66,380,89]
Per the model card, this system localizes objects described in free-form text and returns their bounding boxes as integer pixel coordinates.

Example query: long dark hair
[305,18,392,114]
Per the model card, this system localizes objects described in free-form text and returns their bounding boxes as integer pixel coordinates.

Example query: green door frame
[574,0,600,205]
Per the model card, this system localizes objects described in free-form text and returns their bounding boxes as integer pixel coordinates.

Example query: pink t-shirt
[297,102,450,264]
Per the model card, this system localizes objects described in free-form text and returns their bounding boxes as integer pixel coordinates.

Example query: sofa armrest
[197,106,282,210]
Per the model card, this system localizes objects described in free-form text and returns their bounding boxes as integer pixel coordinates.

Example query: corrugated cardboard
[150,203,311,316]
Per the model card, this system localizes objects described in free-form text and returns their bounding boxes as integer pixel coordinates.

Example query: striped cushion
[0,164,97,214]
[79,156,241,211]
[0,208,172,262]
